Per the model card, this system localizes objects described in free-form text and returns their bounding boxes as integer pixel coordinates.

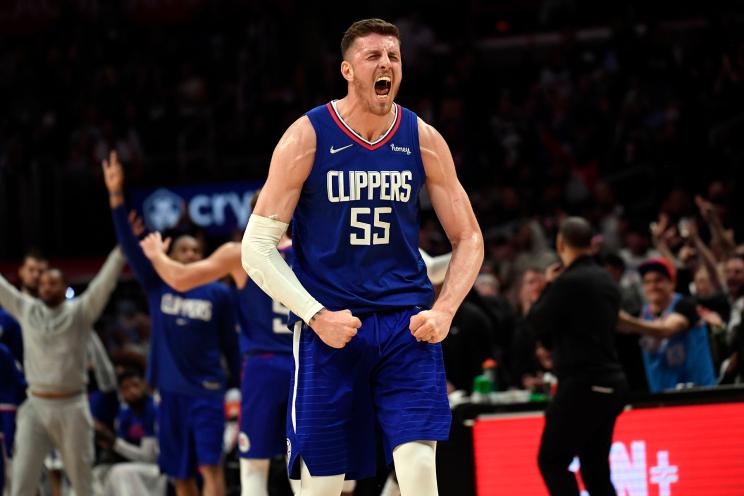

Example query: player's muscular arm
[410,118,484,344]
[141,235,246,291]
[242,117,361,348]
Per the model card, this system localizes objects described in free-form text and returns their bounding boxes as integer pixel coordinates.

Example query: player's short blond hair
[341,18,400,59]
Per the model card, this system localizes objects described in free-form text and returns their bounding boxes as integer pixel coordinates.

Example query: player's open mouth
[375,75,391,98]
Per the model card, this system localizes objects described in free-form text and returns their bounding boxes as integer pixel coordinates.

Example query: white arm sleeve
[113,437,159,463]
[242,215,324,324]
[419,249,452,285]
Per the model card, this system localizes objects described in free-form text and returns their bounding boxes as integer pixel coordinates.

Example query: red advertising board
[473,403,744,495]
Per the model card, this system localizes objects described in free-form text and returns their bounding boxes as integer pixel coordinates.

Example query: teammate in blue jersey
[241,18,484,496]
[103,152,240,496]
[0,308,22,364]
[139,191,450,496]
[94,369,165,496]
[0,342,25,495]
[138,223,299,496]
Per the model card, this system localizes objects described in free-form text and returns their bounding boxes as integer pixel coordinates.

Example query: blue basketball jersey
[0,308,22,364]
[291,101,433,319]
[236,245,294,355]
[115,396,157,445]
[641,293,716,392]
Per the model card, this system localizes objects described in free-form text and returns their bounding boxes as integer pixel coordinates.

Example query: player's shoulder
[271,115,317,159]
[286,115,316,140]
[415,114,444,148]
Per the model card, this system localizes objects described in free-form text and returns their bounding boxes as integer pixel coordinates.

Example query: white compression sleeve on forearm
[419,249,452,285]
[242,215,324,324]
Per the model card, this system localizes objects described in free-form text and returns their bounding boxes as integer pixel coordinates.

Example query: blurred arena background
[2,1,744,495]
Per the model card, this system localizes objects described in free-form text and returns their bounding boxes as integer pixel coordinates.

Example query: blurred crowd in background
[1,1,744,493]
[1,0,743,404]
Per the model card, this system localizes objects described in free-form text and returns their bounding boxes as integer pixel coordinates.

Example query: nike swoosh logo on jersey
[330,144,353,154]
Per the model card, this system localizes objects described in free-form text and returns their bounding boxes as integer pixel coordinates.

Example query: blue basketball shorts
[238,352,293,459]
[286,307,451,480]
[157,391,224,479]
[0,408,16,493]
[0,409,16,458]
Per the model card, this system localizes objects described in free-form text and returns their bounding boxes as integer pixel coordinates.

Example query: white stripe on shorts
[291,322,302,432]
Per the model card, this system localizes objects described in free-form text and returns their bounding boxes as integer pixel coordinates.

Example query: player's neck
[335,96,395,142]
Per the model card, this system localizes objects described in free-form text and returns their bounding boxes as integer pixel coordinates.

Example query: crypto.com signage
[131,181,262,236]
[473,403,744,495]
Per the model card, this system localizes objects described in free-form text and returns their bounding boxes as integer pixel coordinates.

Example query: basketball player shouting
[241,18,483,496]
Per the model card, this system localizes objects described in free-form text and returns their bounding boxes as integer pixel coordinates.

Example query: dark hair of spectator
[559,217,593,249]
[341,19,400,58]
[23,248,47,264]
[602,253,626,271]
[118,368,144,384]
[162,231,198,255]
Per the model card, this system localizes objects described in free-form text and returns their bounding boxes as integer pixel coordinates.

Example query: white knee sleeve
[297,459,345,496]
[341,479,356,493]
[240,458,270,496]
[392,441,438,496]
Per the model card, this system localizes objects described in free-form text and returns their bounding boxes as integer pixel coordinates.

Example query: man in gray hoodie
[0,247,125,496]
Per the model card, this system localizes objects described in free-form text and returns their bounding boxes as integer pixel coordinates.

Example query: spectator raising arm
[75,247,126,325]
[649,214,679,265]
[686,219,726,294]
[102,151,162,290]
[695,195,736,261]
[0,274,30,322]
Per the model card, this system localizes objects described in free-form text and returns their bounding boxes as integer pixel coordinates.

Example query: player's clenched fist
[309,308,362,349]
[409,309,453,343]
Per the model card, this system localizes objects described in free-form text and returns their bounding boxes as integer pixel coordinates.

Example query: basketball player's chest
[308,145,423,208]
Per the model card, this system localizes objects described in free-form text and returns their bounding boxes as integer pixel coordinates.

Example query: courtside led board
[473,403,744,495]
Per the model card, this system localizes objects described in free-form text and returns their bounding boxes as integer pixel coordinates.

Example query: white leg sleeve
[341,479,356,493]
[392,441,438,496]
[297,459,345,496]
[239,458,269,496]
[380,472,401,496]
[289,476,302,495]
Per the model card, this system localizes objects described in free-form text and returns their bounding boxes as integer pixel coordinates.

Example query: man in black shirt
[441,300,495,392]
[528,217,628,496]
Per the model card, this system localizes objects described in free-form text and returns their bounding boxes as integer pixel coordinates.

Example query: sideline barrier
[437,385,744,496]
